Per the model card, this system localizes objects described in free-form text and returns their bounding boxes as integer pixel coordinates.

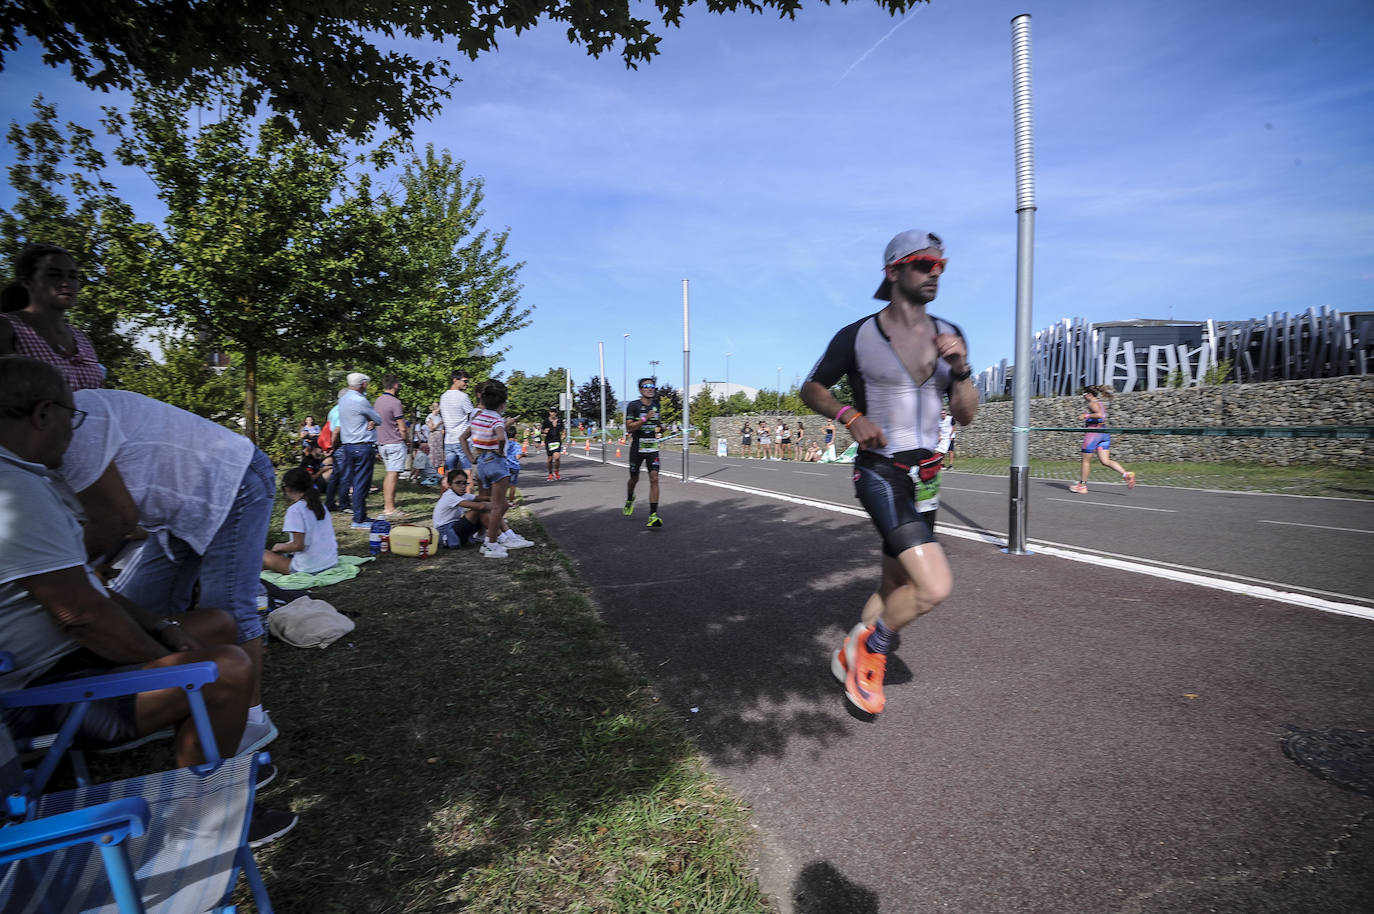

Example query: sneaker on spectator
[498,531,534,549]
[480,539,508,559]
[256,761,278,792]
[248,806,298,849]
[237,712,278,756]
[381,509,409,521]
[350,519,375,529]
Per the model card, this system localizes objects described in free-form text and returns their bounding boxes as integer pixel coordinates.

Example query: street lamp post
[622,333,629,416]
[776,366,782,410]
[726,353,732,400]
[648,359,660,382]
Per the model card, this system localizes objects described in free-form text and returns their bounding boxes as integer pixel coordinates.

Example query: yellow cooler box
[389,524,437,557]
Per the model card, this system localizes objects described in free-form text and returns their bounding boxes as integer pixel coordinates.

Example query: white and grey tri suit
[806,311,966,556]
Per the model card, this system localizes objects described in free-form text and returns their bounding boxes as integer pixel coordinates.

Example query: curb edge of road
[567,451,1374,620]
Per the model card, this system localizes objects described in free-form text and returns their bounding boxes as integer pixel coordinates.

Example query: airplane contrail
[840,12,921,81]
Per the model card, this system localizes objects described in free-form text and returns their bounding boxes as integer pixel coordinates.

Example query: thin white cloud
[839,11,920,81]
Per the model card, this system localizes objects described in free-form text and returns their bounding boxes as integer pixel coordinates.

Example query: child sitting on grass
[262,466,340,574]
[433,468,533,551]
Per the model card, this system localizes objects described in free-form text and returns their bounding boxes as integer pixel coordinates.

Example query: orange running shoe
[844,624,887,714]
[830,620,867,685]
[1070,483,1088,494]
[1124,471,1136,489]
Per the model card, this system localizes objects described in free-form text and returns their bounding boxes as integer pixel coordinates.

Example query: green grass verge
[93,471,774,913]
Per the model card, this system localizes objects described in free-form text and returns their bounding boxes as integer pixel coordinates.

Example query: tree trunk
[244,347,258,444]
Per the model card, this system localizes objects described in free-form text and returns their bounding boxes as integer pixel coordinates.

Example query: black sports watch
[949,366,973,382]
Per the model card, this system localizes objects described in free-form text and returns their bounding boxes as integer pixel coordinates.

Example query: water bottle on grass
[370,518,391,555]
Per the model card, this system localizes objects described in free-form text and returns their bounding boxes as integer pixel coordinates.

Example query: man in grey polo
[373,373,409,521]
[337,371,382,529]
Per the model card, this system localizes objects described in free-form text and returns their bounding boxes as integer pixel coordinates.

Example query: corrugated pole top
[1007,13,1037,556]
[682,279,691,483]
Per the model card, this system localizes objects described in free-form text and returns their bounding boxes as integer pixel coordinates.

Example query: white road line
[796,471,828,476]
[1045,497,1177,513]
[944,486,1003,495]
[616,456,1369,620]
[1258,519,1374,535]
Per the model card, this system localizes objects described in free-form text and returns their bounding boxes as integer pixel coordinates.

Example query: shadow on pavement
[792,861,879,914]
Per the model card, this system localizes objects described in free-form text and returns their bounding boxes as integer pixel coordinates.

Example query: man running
[801,229,977,716]
[540,408,564,480]
[622,377,664,527]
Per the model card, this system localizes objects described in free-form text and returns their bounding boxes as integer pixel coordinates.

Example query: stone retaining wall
[709,377,1373,467]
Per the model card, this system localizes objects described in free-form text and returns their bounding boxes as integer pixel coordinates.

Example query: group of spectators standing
[739,419,834,461]
[298,368,537,558]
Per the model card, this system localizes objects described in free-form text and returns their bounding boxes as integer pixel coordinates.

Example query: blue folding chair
[0,653,275,913]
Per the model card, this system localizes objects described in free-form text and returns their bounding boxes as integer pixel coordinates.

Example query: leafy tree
[575,375,616,421]
[718,390,753,416]
[116,331,241,422]
[655,383,683,427]
[1,1,924,143]
[0,97,161,382]
[752,388,782,414]
[103,87,407,441]
[688,386,718,444]
[374,146,529,399]
[506,368,567,421]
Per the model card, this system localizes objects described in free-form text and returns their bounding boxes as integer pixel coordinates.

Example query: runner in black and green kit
[623,377,664,527]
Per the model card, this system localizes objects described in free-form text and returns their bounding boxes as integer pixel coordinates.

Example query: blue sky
[3,0,1372,398]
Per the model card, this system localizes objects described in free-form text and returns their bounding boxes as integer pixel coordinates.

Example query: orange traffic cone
[616,445,622,458]
[584,439,590,454]
[521,442,527,456]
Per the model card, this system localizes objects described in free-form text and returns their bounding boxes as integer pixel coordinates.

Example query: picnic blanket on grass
[261,554,373,589]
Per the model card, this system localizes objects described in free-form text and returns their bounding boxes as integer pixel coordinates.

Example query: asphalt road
[622,448,1374,610]
[523,451,1374,913]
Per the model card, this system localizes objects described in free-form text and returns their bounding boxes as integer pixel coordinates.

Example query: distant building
[977,307,1371,399]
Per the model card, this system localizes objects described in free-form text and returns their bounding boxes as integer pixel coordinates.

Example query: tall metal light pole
[622,333,629,418]
[726,353,732,399]
[1007,13,1037,556]
[776,366,782,410]
[598,341,608,463]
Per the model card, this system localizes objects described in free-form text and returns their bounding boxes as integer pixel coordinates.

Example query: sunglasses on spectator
[893,254,948,274]
[2,400,86,428]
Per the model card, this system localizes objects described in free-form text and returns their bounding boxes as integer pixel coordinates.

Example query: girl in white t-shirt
[262,467,339,574]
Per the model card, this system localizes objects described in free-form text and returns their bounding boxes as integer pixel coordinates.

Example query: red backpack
[316,420,333,452]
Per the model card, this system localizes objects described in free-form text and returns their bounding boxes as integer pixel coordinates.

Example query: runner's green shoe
[646,513,663,528]
[622,498,635,516]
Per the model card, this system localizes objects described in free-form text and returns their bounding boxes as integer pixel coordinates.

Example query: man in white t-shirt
[439,369,474,485]
[60,387,280,756]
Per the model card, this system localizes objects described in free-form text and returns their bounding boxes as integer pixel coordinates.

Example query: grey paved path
[522,457,1374,914]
